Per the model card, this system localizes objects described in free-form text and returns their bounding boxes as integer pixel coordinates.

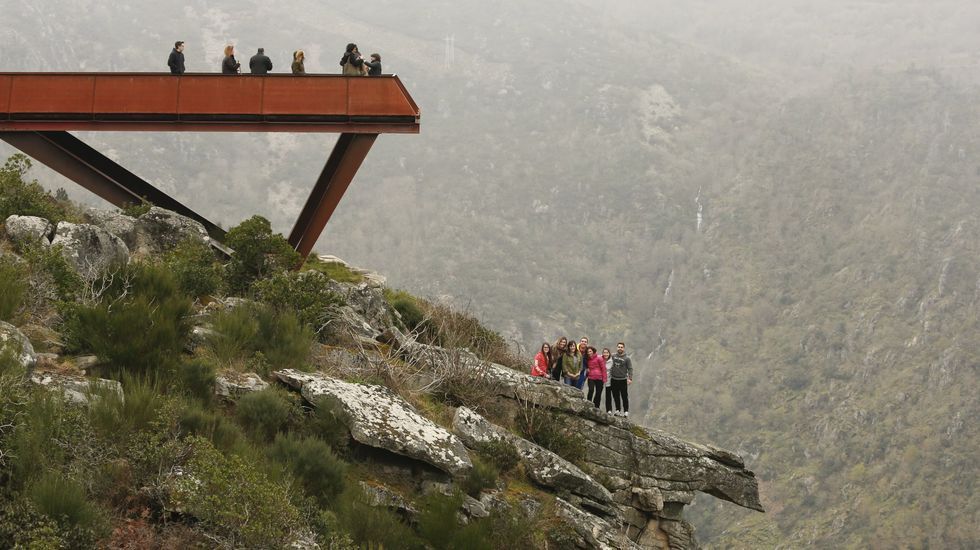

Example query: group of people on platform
[533,338,634,417]
[166,41,382,76]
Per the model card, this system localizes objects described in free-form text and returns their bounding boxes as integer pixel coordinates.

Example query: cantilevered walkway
[0,72,420,257]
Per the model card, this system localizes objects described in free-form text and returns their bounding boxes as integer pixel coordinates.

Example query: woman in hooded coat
[340,43,365,76]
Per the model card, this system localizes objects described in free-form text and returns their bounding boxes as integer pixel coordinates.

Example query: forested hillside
[1,1,978,546]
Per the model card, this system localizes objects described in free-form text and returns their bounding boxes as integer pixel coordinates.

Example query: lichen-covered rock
[359,481,418,518]
[133,207,209,256]
[554,498,641,550]
[453,407,614,507]
[51,222,129,277]
[274,369,472,476]
[4,215,54,247]
[30,371,123,404]
[82,208,138,249]
[215,372,269,398]
[0,321,36,373]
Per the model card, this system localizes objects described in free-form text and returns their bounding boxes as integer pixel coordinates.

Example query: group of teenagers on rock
[166,41,382,76]
[532,337,635,417]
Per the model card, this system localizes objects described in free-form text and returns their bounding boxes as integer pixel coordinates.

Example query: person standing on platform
[609,342,634,417]
[340,43,365,75]
[550,337,569,380]
[222,45,241,74]
[291,50,306,75]
[365,53,382,76]
[249,47,273,74]
[532,343,551,378]
[585,346,607,408]
[168,41,185,74]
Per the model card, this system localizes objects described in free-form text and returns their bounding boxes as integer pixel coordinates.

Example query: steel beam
[0,130,225,241]
[289,133,378,258]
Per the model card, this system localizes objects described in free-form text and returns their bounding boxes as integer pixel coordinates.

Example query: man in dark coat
[249,48,273,74]
[167,41,185,74]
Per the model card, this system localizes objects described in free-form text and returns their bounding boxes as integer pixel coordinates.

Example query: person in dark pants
[602,348,614,412]
[609,342,634,417]
[249,47,273,74]
[365,53,382,76]
[550,336,568,380]
[222,45,241,74]
[585,346,607,408]
[167,41,185,74]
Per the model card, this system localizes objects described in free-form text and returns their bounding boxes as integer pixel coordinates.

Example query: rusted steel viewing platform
[0,73,420,257]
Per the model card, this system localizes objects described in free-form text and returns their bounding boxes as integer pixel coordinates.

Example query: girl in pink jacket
[585,346,607,408]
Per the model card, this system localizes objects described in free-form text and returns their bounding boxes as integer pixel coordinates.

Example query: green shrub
[304,399,352,454]
[518,412,587,468]
[385,288,429,333]
[20,242,83,303]
[66,263,192,378]
[0,154,78,224]
[207,303,313,373]
[253,270,343,336]
[28,472,110,547]
[477,439,521,474]
[0,257,28,322]
[87,376,165,444]
[268,434,347,507]
[460,456,499,497]
[8,391,74,487]
[0,499,65,549]
[334,484,421,549]
[416,492,491,550]
[303,255,365,284]
[165,238,222,298]
[119,199,151,218]
[224,215,301,294]
[176,358,216,404]
[170,436,303,548]
[178,401,245,453]
[235,388,298,442]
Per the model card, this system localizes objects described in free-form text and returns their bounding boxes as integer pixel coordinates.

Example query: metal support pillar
[288,133,377,258]
[0,131,226,241]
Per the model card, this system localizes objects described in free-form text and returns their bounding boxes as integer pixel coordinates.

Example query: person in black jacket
[340,43,365,76]
[249,47,273,74]
[167,41,185,74]
[222,45,241,74]
[365,53,382,76]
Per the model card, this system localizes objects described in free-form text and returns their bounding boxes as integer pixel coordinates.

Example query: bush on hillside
[268,434,347,507]
[460,456,499,497]
[177,401,245,454]
[235,388,299,442]
[27,472,110,548]
[416,492,491,550]
[20,242,84,304]
[65,263,192,378]
[176,358,217,404]
[164,238,222,298]
[0,499,65,549]
[223,215,301,294]
[0,256,28,322]
[477,439,521,474]
[169,436,303,549]
[303,255,365,284]
[0,154,79,224]
[207,303,313,373]
[517,411,587,468]
[333,484,421,549]
[384,288,430,334]
[253,270,343,337]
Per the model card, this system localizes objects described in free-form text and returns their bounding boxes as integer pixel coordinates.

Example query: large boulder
[51,222,129,277]
[4,215,54,248]
[0,321,36,373]
[554,498,642,550]
[132,207,209,256]
[453,407,614,508]
[215,372,269,398]
[82,208,138,249]
[30,371,123,404]
[274,370,472,476]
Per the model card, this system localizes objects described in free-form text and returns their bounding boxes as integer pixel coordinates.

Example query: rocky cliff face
[0,205,763,549]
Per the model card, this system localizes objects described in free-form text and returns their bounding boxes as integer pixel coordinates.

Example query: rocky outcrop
[274,369,472,476]
[453,406,614,509]
[0,321,36,373]
[132,207,209,256]
[51,222,129,277]
[214,372,269,398]
[82,208,138,249]
[4,215,54,248]
[555,498,642,550]
[30,371,124,404]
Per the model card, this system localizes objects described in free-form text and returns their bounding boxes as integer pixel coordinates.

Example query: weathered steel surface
[0,72,420,259]
[288,133,378,257]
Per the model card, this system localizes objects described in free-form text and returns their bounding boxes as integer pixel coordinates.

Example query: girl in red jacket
[532,342,551,377]
[585,346,607,408]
